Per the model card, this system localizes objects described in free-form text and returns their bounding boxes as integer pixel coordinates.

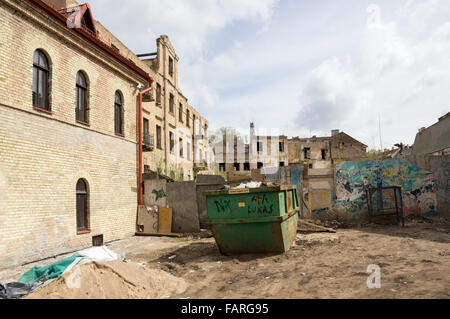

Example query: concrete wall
[334,160,438,222]
[143,176,168,208]
[166,181,200,233]
[409,113,450,170]
[430,155,450,217]
[196,175,225,228]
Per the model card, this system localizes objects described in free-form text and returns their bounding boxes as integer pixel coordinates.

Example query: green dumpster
[204,186,299,255]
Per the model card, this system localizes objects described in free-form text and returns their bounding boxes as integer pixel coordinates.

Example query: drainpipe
[138,80,154,206]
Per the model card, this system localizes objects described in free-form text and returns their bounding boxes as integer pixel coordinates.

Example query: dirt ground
[1,218,449,299]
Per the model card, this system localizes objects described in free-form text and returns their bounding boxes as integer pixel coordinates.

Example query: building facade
[139,36,211,181]
[408,112,450,171]
[0,0,210,269]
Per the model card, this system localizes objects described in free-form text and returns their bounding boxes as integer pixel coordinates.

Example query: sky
[89,0,450,150]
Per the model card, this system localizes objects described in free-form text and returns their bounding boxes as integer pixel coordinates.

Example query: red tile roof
[25,0,151,83]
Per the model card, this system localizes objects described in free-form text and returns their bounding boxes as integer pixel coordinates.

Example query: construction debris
[298,220,337,233]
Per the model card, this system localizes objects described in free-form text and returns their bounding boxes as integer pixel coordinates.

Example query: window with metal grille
[32,50,50,111]
[76,179,89,233]
[76,71,88,124]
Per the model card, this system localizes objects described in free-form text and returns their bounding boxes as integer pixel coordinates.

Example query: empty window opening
[169,94,174,114]
[156,125,162,149]
[170,132,174,154]
[257,141,263,154]
[169,56,174,77]
[156,83,162,105]
[179,138,183,157]
[304,147,311,159]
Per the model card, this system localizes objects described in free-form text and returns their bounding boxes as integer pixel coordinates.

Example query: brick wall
[0,0,145,269]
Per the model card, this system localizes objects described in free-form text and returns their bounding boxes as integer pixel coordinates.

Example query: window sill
[77,230,91,235]
[115,132,125,138]
[33,107,53,115]
[76,120,90,127]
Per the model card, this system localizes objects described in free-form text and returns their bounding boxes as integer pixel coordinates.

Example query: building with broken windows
[214,123,289,178]
[0,0,210,269]
[137,36,211,181]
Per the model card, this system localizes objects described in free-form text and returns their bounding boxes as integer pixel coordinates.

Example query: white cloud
[295,2,450,149]
[90,0,279,58]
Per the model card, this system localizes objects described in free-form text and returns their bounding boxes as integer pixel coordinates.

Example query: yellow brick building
[0,0,211,269]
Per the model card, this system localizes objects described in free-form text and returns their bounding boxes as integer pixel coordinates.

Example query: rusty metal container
[204,186,299,255]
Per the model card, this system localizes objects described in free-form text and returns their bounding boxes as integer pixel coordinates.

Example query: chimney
[331,129,340,136]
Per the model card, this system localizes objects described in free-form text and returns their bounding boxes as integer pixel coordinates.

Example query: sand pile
[26,260,187,299]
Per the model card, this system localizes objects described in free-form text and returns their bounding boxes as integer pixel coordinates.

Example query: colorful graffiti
[334,160,437,220]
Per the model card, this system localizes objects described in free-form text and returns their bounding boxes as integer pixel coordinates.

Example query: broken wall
[334,160,437,222]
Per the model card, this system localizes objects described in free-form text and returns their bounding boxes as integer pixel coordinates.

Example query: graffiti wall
[334,160,437,221]
[430,155,450,217]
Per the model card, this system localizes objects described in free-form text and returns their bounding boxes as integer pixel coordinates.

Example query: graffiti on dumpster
[248,194,274,216]
[214,199,232,214]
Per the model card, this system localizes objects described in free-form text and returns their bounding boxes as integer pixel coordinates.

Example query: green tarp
[18,253,82,285]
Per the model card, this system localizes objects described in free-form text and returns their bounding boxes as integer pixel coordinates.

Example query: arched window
[32,50,50,111]
[114,91,124,135]
[76,179,89,233]
[76,71,88,124]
